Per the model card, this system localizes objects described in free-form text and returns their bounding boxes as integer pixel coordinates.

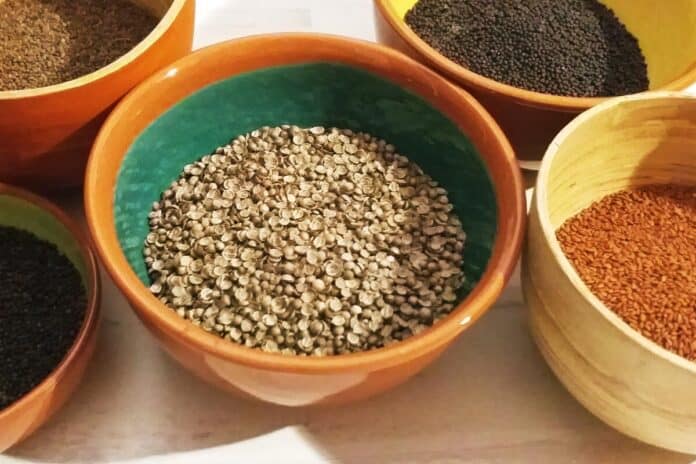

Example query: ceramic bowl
[0,0,195,190]
[0,184,100,451]
[85,34,525,407]
[522,92,696,453]
[374,0,696,165]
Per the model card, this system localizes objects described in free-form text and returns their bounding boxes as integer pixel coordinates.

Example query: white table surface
[4,1,696,463]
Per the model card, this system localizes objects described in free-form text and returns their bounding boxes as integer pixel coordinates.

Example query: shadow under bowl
[85,34,525,407]
[374,0,696,165]
[0,184,100,452]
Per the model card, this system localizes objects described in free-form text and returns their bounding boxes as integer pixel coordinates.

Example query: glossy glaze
[522,93,696,453]
[374,0,696,163]
[85,34,525,406]
[0,184,101,452]
[0,0,194,190]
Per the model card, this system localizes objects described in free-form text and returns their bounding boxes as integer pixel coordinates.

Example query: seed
[0,0,159,91]
[312,279,326,292]
[331,315,347,327]
[557,185,696,361]
[144,126,467,355]
[218,310,234,326]
[328,297,343,313]
[0,226,86,410]
[262,314,278,327]
[404,0,648,97]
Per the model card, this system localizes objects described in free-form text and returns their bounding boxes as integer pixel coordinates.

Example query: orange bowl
[85,34,525,406]
[0,0,195,190]
[374,0,696,165]
[0,183,100,452]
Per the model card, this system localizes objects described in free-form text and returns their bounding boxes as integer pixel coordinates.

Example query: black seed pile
[0,226,87,410]
[405,0,649,97]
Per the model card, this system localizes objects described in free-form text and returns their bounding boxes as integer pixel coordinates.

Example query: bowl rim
[374,0,696,112]
[535,90,696,374]
[85,32,526,374]
[0,0,189,99]
[0,183,101,419]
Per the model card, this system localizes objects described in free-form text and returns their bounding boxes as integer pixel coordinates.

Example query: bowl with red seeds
[522,92,696,454]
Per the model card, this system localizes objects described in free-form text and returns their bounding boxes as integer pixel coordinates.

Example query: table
[4,1,695,463]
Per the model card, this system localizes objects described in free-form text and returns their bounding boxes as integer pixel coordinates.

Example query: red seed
[557,184,696,361]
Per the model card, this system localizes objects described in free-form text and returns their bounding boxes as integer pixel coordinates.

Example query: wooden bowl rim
[85,33,526,374]
[0,183,101,420]
[535,91,696,374]
[0,0,188,100]
[374,0,696,112]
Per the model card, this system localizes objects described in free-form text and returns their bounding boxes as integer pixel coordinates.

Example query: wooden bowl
[374,0,696,165]
[522,92,696,453]
[0,0,194,190]
[0,183,100,452]
[85,34,526,407]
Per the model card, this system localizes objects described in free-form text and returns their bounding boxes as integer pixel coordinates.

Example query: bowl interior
[385,0,696,89]
[114,62,498,303]
[131,0,175,17]
[543,93,696,228]
[0,194,88,285]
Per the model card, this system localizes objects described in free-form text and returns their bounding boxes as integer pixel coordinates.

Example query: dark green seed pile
[405,0,649,97]
[0,0,159,91]
[0,226,86,410]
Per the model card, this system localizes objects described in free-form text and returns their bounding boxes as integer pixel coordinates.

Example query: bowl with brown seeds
[85,34,525,406]
[523,92,696,453]
[0,0,194,190]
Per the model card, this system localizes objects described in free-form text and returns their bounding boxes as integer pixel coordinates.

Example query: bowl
[85,33,525,407]
[0,0,195,190]
[0,183,100,451]
[374,0,696,165]
[522,92,696,453]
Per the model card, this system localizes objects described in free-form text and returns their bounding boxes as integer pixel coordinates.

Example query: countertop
[4,1,696,463]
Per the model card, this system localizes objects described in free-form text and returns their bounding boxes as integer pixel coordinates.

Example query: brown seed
[0,0,159,91]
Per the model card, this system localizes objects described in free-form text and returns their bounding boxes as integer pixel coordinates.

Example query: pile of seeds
[0,226,87,410]
[405,0,649,97]
[0,0,159,91]
[557,185,696,361]
[145,126,467,356]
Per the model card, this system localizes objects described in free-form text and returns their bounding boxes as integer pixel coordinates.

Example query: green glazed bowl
[118,62,497,295]
[86,34,525,406]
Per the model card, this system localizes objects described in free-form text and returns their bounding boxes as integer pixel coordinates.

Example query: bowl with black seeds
[85,34,525,407]
[0,183,100,452]
[375,0,696,164]
[0,0,194,190]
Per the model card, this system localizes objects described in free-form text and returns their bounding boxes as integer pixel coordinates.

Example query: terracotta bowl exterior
[0,0,195,190]
[0,184,100,452]
[522,92,696,453]
[85,34,525,407]
[374,0,696,164]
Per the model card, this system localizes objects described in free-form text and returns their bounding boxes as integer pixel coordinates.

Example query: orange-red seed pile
[557,184,696,361]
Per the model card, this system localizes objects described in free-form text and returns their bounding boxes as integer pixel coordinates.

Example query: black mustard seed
[405,0,649,97]
[0,226,86,410]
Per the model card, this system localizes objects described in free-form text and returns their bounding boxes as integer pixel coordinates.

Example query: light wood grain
[523,92,696,454]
